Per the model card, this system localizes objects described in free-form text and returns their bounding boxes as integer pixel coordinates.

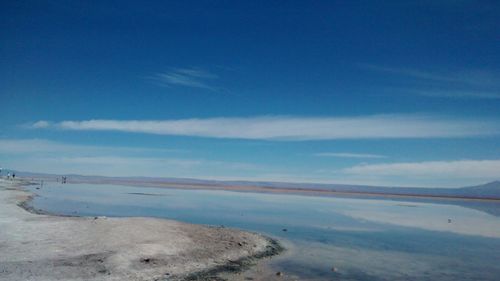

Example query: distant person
[12,173,15,179]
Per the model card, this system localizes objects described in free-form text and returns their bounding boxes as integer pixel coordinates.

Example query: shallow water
[28,183,500,281]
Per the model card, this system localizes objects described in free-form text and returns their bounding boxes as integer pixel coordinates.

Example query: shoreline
[0,179,284,281]
[29,176,500,203]
[19,191,285,281]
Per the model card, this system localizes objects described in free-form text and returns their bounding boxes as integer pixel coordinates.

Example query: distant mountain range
[457,181,500,198]
[9,169,500,199]
[219,179,500,199]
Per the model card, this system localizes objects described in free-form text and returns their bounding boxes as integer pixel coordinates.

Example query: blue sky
[1,1,500,187]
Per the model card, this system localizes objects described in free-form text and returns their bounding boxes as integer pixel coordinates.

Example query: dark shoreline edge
[181,237,284,281]
[183,234,286,281]
[18,195,80,218]
[11,181,285,281]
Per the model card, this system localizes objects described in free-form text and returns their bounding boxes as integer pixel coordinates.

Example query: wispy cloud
[360,64,499,87]
[360,64,500,99]
[151,67,218,90]
[410,90,500,99]
[0,139,261,178]
[314,152,387,158]
[0,139,182,155]
[31,120,50,128]
[30,114,500,140]
[342,159,500,179]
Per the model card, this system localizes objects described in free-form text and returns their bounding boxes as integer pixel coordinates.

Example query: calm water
[27,183,500,281]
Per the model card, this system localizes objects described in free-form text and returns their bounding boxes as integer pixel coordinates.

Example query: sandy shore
[0,179,283,281]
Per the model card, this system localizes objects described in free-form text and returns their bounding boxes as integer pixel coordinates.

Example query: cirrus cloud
[29,114,500,140]
[314,152,387,158]
[342,160,500,179]
[151,67,218,91]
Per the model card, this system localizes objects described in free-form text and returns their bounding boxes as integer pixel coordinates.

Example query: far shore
[0,179,284,281]
[23,175,500,203]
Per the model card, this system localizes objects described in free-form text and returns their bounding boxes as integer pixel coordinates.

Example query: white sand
[0,179,280,281]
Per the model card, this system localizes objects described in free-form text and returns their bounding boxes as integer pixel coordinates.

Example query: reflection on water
[28,183,500,281]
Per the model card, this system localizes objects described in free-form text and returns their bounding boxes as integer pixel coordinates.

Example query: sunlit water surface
[27,183,500,281]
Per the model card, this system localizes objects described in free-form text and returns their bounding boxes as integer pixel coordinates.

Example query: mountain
[457,181,500,198]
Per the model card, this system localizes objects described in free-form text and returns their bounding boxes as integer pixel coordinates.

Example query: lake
[26,183,500,281]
